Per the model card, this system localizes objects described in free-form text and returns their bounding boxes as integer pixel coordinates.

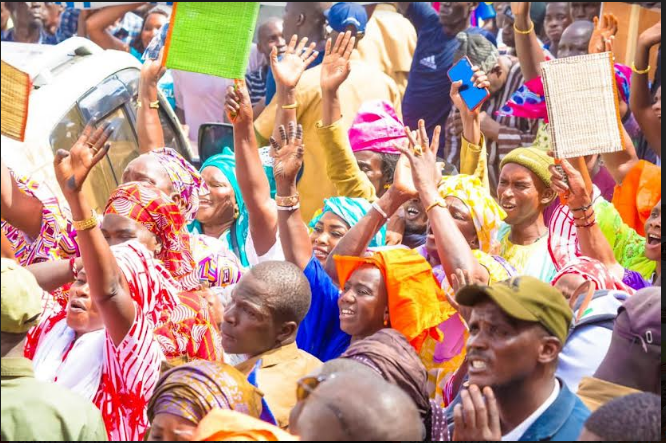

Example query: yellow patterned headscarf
[438,174,506,254]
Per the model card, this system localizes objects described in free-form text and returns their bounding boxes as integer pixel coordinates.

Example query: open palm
[271,35,318,90]
[320,31,355,93]
[271,121,305,186]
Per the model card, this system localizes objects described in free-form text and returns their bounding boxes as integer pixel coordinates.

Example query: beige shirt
[236,342,322,429]
[576,376,643,412]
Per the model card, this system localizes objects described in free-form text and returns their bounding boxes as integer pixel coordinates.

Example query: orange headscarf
[193,409,298,441]
[612,160,661,237]
[334,248,455,353]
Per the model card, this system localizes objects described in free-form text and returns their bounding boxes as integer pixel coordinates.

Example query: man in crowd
[246,18,286,115]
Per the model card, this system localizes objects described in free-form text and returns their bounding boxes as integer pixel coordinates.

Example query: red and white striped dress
[26,241,179,441]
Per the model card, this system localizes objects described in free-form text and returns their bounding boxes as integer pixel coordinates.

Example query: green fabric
[594,199,656,280]
[166,2,260,79]
[1,357,108,441]
[190,148,250,267]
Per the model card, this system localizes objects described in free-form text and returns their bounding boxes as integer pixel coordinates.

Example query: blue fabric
[296,257,350,362]
[402,2,495,155]
[189,148,250,267]
[309,197,386,248]
[264,50,325,105]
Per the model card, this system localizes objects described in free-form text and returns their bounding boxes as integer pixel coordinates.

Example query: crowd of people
[1,2,662,442]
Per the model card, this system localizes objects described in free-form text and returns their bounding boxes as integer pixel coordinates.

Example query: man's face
[439,2,474,30]
[11,2,46,30]
[557,23,593,59]
[466,299,548,388]
[258,20,286,60]
[544,2,572,44]
[571,2,601,22]
[282,2,300,41]
[221,272,279,356]
[497,163,549,226]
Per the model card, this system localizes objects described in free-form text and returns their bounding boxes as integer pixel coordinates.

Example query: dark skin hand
[137,48,166,154]
[54,122,134,347]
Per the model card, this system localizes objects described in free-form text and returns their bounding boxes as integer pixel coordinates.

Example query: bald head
[290,372,423,441]
[283,2,332,43]
[247,261,311,324]
[315,358,383,379]
[558,20,594,59]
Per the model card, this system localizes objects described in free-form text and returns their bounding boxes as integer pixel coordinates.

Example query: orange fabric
[334,248,454,353]
[612,160,661,237]
[193,409,299,441]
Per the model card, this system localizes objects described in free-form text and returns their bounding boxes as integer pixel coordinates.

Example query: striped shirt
[444,59,539,195]
[245,67,268,105]
[26,241,176,441]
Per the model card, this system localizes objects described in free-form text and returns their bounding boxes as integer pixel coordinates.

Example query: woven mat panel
[165,2,260,79]
[542,52,624,159]
[1,60,31,141]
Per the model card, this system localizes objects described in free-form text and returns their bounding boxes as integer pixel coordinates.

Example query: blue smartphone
[447,56,490,112]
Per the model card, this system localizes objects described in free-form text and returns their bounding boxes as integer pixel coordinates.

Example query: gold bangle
[72,210,98,232]
[631,61,650,75]
[281,102,298,110]
[275,194,300,207]
[137,100,160,109]
[514,21,535,35]
[426,198,448,213]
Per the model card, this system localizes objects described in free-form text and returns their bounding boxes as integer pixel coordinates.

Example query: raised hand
[548,157,590,207]
[393,119,442,198]
[54,122,113,196]
[510,1,531,19]
[225,79,253,125]
[453,385,501,441]
[589,13,619,54]
[271,35,318,90]
[450,66,490,118]
[271,121,305,187]
[639,20,661,48]
[320,30,355,94]
[140,47,166,88]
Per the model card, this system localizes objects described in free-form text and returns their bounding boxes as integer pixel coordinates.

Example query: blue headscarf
[189,148,250,267]
[309,197,386,247]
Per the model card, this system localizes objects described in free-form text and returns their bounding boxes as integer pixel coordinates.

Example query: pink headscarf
[348,100,406,155]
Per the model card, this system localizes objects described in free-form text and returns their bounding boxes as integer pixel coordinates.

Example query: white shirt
[501,380,560,441]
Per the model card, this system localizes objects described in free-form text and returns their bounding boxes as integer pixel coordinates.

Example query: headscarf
[438,174,506,254]
[455,32,499,75]
[309,197,386,247]
[193,410,298,441]
[147,360,263,425]
[150,147,206,223]
[193,235,244,288]
[189,148,250,267]
[341,329,430,420]
[105,182,196,287]
[335,248,455,352]
[497,64,632,122]
[552,256,634,294]
[348,100,405,155]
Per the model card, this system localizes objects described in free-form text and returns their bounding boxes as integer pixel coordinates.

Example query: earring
[233,206,240,220]
[383,318,389,327]
[383,183,391,190]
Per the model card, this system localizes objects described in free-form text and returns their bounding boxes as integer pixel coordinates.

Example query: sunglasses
[296,374,353,437]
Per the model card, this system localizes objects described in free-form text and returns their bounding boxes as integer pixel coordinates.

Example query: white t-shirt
[502,380,560,441]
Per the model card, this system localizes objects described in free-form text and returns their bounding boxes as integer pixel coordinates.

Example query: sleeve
[495,121,539,163]
[460,134,490,190]
[316,119,378,202]
[406,2,440,33]
[254,97,278,146]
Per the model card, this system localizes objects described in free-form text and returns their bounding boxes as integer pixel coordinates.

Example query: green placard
[165,2,260,79]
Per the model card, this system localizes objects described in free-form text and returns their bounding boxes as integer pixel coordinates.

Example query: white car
[1,37,192,213]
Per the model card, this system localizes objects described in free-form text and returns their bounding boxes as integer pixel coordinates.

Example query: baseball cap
[614,287,660,352]
[456,276,572,343]
[1,258,43,334]
[325,2,368,34]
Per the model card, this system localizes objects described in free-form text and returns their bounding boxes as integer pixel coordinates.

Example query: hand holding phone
[448,57,490,112]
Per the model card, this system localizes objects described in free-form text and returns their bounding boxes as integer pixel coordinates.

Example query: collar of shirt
[236,342,301,373]
[502,379,559,441]
[1,357,35,378]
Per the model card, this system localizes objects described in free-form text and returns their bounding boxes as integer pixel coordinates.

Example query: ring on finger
[86,141,96,149]
[413,145,424,157]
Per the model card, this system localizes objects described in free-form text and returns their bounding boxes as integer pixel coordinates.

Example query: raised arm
[1,159,44,240]
[85,3,144,52]
[225,81,278,257]
[26,258,82,293]
[630,21,661,156]
[397,120,490,285]
[549,159,624,279]
[53,123,135,346]
[270,121,312,270]
[511,2,545,82]
[137,49,166,154]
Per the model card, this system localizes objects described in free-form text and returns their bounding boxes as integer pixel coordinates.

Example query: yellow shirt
[235,343,322,429]
[255,56,401,221]
[356,3,417,99]
[576,376,642,412]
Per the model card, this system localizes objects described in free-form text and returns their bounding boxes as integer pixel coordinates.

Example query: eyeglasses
[296,374,353,437]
